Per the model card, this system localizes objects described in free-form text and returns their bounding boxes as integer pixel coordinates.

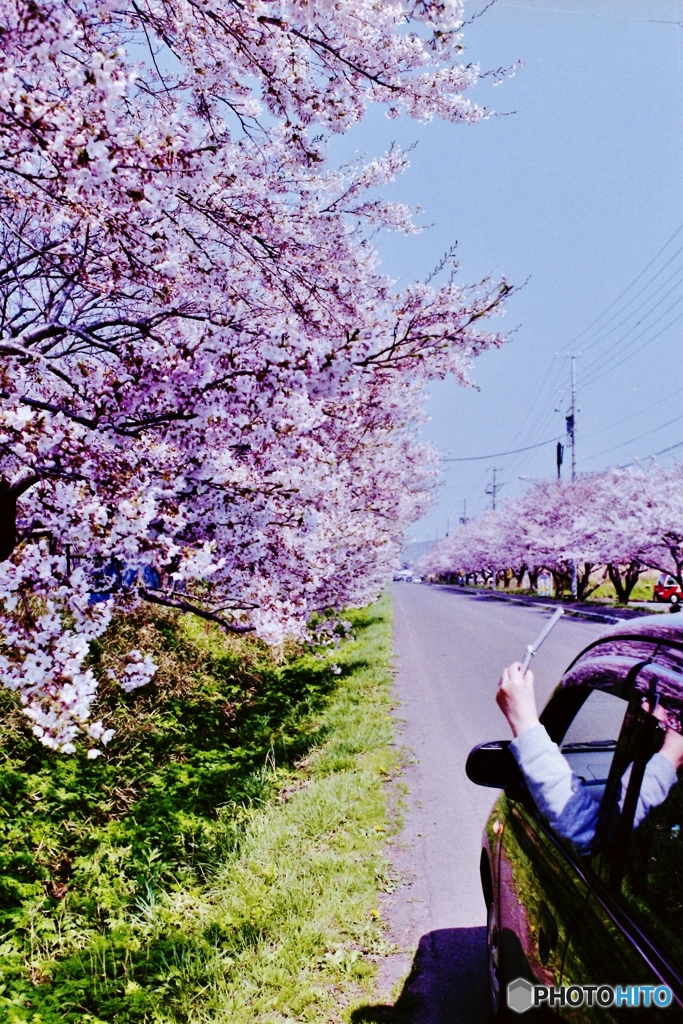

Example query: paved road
[352,584,610,1024]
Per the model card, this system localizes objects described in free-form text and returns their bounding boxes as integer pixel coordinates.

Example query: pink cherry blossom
[420,466,683,604]
[0,0,509,749]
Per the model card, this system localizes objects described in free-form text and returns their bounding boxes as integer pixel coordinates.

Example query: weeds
[0,595,397,1023]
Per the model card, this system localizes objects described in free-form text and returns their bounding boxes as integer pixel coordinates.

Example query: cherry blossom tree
[577,468,643,604]
[422,481,599,597]
[421,472,648,603]
[613,464,683,592]
[0,0,510,750]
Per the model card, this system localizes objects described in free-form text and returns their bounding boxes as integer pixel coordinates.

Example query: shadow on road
[351,926,493,1024]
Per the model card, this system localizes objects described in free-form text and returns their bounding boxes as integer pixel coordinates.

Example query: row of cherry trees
[420,465,683,602]
[0,0,509,751]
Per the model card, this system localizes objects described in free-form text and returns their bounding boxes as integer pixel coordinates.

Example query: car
[467,615,683,1019]
[412,575,423,584]
[654,573,683,605]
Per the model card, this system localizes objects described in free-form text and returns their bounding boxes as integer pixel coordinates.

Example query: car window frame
[583,704,683,999]
[530,684,629,863]
[591,699,662,888]
[534,637,683,998]
[539,668,663,865]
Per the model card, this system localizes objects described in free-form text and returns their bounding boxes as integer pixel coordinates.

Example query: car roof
[596,612,683,645]
[559,612,683,717]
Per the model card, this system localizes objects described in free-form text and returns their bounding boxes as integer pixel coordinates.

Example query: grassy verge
[587,574,656,604]
[448,570,658,605]
[0,594,398,1023]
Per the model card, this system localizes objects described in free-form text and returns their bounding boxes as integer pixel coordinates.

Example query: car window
[619,770,683,967]
[561,689,629,800]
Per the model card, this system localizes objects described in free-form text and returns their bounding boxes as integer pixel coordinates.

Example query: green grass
[0,595,398,1023]
[455,569,659,605]
[587,574,656,604]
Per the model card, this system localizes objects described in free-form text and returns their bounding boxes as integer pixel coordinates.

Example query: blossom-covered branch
[0,0,508,750]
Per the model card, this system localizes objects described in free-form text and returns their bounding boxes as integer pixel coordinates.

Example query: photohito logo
[507,978,673,1013]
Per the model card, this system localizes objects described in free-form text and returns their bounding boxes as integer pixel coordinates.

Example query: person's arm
[509,723,601,853]
[496,662,539,739]
[627,704,683,828]
[627,754,677,828]
[497,663,600,853]
[497,669,683,851]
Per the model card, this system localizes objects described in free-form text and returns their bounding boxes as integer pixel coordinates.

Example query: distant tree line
[420,465,683,604]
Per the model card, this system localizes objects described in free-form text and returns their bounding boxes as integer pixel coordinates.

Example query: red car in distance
[654,573,683,604]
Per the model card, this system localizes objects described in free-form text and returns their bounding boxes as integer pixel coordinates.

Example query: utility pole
[566,354,578,483]
[565,354,579,596]
[556,441,564,480]
[486,467,504,510]
[460,499,468,525]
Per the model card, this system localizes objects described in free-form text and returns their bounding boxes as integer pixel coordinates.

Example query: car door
[498,797,591,1008]
[560,698,683,1021]
[498,687,628,1009]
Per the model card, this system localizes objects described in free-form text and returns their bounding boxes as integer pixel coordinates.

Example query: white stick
[521,607,564,674]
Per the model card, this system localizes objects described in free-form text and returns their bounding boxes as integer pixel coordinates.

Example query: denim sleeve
[509,725,678,855]
[509,724,600,854]
[630,753,677,829]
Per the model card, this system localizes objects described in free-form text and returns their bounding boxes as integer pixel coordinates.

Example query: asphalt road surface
[352,584,609,1024]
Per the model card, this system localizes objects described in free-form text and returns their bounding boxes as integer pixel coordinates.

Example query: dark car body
[468,616,683,1020]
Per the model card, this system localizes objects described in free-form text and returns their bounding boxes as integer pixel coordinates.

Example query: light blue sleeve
[630,753,677,829]
[509,724,600,854]
[509,726,678,855]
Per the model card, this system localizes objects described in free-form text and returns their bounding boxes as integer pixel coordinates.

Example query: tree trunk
[514,564,528,588]
[0,478,18,562]
[576,562,603,601]
[552,568,571,599]
[607,561,641,604]
[0,472,39,561]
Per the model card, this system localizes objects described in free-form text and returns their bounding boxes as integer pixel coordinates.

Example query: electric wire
[498,354,559,453]
[583,413,683,462]
[580,258,683,378]
[579,385,683,441]
[621,438,683,468]
[439,223,683,516]
[442,435,562,462]
[582,305,683,390]
[502,222,683,482]
[566,218,683,352]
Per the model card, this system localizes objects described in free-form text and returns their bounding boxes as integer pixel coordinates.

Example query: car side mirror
[466,740,523,789]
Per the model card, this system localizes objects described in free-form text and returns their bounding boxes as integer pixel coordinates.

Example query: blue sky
[331,0,683,542]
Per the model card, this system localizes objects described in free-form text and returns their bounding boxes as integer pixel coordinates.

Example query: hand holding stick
[521,608,564,673]
[497,609,564,739]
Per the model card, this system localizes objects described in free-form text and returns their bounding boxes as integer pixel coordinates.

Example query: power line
[513,223,683,460]
[577,244,683,364]
[583,412,683,462]
[568,218,683,353]
[497,359,567,476]
[582,308,683,391]
[442,223,683,491]
[501,355,560,452]
[506,362,570,478]
[580,263,683,380]
[621,438,683,468]
[580,385,683,441]
[649,439,683,458]
[581,291,683,387]
[442,435,562,462]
